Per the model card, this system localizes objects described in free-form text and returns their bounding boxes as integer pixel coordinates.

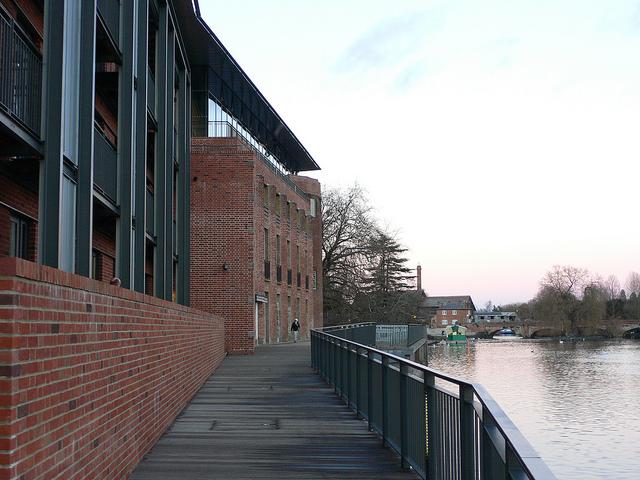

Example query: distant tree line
[322,185,421,325]
[495,266,640,336]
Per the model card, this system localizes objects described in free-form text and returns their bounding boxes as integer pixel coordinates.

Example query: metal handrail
[311,326,557,480]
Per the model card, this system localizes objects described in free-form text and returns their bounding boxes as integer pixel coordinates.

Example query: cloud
[334,10,444,74]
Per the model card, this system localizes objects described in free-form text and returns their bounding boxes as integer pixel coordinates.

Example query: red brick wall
[255,166,317,343]
[190,138,256,354]
[0,258,225,480]
[190,137,323,352]
[289,175,323,329]
[434,308,473,326]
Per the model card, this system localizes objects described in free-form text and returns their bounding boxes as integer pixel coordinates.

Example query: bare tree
[626,272,640,296]
[322,185,377,324]
[603,275,620,301]
[537,265,590,335]
[540,265,590,298]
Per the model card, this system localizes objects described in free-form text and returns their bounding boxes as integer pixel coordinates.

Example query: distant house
[417,295,476,327]
[473,311,518,323]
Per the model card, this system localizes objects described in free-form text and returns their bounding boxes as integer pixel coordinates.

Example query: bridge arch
[529,327,562,338]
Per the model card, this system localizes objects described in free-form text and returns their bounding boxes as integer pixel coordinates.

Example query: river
[424,339,640,480]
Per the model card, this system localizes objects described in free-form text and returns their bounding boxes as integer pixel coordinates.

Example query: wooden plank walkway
[131,342,418,479]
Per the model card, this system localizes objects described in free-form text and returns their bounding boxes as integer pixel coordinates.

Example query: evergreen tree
[358,231,417,322]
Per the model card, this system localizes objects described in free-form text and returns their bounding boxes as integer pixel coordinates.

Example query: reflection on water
[424,339,640,480]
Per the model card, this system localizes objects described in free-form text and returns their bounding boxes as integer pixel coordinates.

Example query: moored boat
[445,324,468,344]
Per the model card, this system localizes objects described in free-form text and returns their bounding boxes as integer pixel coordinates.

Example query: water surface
[424,339,640,479]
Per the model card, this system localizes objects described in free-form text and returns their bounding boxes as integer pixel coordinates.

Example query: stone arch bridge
[464,320,640,338]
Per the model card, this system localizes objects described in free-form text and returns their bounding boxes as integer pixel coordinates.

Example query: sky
[199,0,640,306]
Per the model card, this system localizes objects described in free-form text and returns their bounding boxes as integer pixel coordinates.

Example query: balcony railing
[146,188,154,237]
[203,121,309,200]
[93,126,118,202]
[0,13,42,135]
[97,0,120,47]
[311,325,557,480]
[147,68,155,116]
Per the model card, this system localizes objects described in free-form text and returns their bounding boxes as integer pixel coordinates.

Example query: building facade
[418,295,476,327]
[191,132,322,354]
[0,0,191,304]
[473,311,518,323]
[0,0,322,478]
[0,0,322,336]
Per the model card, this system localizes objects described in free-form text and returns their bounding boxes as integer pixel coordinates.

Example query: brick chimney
[417,264,422,292]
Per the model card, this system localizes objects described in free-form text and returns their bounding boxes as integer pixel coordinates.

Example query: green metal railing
[311,326,556,480]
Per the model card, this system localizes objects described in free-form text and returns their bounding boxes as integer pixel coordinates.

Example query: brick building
[191,135,322,353]
[418,295,476,327]
[0,0,321,477]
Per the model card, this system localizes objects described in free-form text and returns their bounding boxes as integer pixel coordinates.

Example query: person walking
[291,318,300,343]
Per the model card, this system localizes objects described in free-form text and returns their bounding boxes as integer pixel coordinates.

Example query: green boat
[445,324,468,344]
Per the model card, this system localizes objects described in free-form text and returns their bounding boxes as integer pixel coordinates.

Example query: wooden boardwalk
[131,342,418,479]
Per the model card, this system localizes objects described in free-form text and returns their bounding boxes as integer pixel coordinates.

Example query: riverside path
[130,342,417,479]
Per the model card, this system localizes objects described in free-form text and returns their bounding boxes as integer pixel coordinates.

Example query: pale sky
[200,0,640,306]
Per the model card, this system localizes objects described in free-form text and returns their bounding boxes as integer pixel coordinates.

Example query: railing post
[400,363,409,469]
[331,340,340,394]
[460,384,475,480]
[381,355,389,447]
[424,371,435,479]
[355,346,361,419]
[367,349,374,432]
[346,343,352,408]
[338,340,344,398]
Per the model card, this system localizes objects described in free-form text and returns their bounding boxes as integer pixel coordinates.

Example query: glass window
[442,310,447,315]
[62,0,81,163]
[275,235,281,265]
[309,198,316,217]
[287,239,291,269]
[9,215,28,259]
[60,175,77,272]
[264,228,269,260]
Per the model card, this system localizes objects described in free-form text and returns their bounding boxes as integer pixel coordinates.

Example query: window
[91,249,101,280]
[275,235,281,265]
[313,270,317,290]
[441,319,448,326]
[9,215,29,260]
[286,201,291,221]
[310,198,317,217]
[263,184,269,208]
[264,228,269,260]
[296,245,300,273]
[452,310,457,315]
[442,310,447,315]
[275,193,281,216]
[287,239,291,269]
[60,175,77,272]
